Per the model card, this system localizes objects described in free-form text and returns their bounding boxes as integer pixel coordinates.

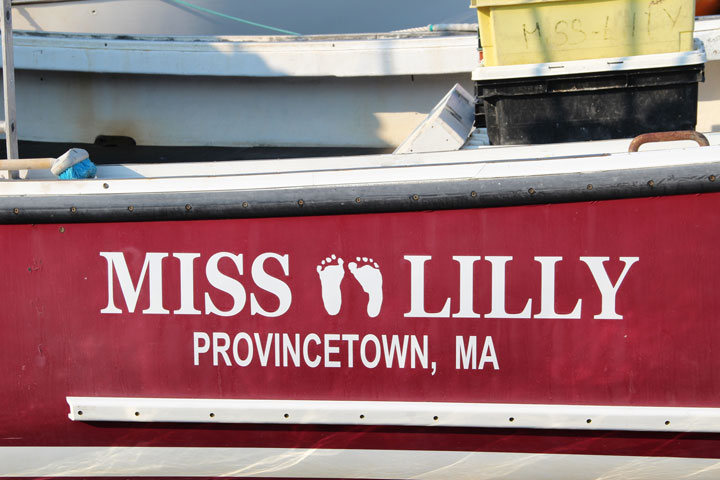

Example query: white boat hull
[4,31,476,149]
[2,15,719,150]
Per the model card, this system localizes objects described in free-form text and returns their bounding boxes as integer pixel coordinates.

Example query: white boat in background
[6,28,478,151]
[4,0,478,155]
[6,0,480,155]
[3,15,719,155]
[11,0,476,36]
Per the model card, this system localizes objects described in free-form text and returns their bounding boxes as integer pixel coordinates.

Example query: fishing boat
[8,17,720,156]
[6,0,480,155]
[3,1,720,479]
[4,128,720,478]
[5,1,720,156]
[7,26,478,153]
[1,0,479,156]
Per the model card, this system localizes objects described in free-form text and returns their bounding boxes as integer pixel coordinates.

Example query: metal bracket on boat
[629,130,710,152]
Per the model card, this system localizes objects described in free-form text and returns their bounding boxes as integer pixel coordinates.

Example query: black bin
[473,52,705,145]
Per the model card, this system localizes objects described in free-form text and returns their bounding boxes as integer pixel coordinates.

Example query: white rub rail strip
[67,397,720,433]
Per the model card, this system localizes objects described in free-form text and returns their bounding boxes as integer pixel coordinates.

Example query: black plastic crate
[474,61,704,145]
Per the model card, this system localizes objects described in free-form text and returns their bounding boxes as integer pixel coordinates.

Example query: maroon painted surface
[2,193,720,456]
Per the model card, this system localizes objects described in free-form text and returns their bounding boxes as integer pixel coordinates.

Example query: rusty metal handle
[628,131,710,152]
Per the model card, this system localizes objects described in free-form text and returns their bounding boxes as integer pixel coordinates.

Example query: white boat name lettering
[99,251,291,317]
[404,255,639,320]
[192,332,439,373]
[99,252,638,320]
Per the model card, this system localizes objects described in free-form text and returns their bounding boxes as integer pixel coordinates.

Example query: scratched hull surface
[2,192,720,477]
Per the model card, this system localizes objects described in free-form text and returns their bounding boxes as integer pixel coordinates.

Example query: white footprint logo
[348,257,383,318]
[317,254,345,316]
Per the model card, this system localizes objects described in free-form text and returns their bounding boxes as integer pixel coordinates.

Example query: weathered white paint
[472,45,706,80]
[4,140,720,190]
[10,31,478,77]
[695,16,720,61]
[0,30,477,148]
[1,18,718,148]
[9,69,469,148]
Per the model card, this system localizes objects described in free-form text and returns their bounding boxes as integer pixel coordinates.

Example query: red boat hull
[3,192,720,477]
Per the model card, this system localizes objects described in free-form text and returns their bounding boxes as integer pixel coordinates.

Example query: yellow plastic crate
[472,0,695,66]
